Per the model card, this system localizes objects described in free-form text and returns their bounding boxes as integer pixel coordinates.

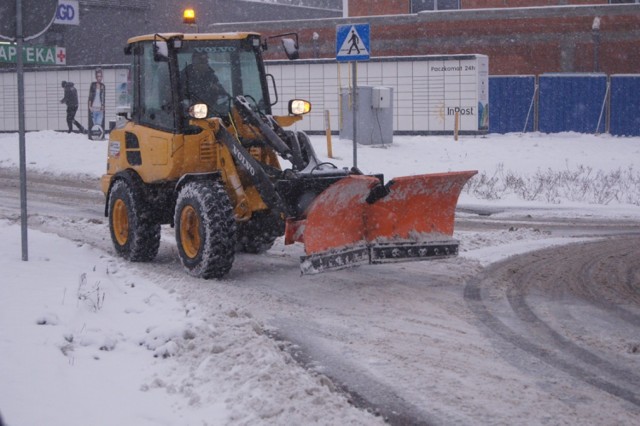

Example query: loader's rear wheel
[108,179,160,262]
[174,181,236,279]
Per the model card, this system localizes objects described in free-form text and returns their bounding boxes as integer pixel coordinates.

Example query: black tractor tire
[174,181,236,279]
[108,179,161,262]
[236,218,278,254]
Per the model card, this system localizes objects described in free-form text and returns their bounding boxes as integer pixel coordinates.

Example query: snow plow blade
[289,170,477,274]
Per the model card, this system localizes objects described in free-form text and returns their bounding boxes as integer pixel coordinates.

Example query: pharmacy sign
[0,43,66,65]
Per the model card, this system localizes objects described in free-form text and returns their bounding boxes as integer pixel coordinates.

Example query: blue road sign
[336,24,370,62]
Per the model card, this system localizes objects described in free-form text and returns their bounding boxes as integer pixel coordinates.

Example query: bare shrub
[464,165,639,206]
[77,272,105,312]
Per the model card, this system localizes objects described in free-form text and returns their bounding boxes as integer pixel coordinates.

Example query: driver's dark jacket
[180,64,222,107]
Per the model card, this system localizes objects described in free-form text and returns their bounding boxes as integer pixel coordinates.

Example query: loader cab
[124,33,273,133]
[176,36,272,122]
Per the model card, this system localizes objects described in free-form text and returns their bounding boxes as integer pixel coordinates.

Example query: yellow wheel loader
[100,32,476,278]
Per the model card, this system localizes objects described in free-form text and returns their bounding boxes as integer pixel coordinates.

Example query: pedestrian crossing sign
[336,24,370,62]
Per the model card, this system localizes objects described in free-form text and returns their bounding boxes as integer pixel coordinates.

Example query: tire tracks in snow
[465,236,640,408]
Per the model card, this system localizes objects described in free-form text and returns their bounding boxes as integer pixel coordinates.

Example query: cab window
[137,42,175,130]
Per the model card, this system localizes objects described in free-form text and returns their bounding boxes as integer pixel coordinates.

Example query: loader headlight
[189,103,208,119]
[289,99,311,116]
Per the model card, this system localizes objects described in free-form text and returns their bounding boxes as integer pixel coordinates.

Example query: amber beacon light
[183,8,196,24]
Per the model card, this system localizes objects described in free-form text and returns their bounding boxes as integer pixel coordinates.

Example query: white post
[352,61,357,168]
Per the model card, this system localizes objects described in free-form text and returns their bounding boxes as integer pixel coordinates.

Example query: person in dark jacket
[60,81,84,133]
[180,51,229,112]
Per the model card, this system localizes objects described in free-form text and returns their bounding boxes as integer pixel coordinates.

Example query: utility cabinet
[340,86,394,145]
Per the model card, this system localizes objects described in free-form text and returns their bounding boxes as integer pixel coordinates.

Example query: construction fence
[489,73,640,136]
[1,58,639,136]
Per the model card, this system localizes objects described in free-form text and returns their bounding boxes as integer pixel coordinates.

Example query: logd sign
[0,43,67,65]
[54,0,80,26]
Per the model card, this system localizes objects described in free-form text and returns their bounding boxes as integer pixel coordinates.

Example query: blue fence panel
[489,75,536,134]
[610,75,640,136]
[538,74,607,134]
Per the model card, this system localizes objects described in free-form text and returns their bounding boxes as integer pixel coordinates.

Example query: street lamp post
[592,16,601,73]
[312,32,320,58]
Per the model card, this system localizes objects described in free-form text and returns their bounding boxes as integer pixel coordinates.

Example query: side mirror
[281,38,299,60]
[266,32,300,60]
[153,41,169,62]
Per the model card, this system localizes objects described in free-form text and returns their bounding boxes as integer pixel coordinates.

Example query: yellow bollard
[324,110,333,158]
[454,111,460,141]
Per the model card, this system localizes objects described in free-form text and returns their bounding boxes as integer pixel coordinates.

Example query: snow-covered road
[2,166,639,425]
[2,131,640,425]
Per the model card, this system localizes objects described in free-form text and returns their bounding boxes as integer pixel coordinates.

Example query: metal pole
[593,30,600,73]
[351,61,357,169]
[523,83,538,134]
[596,79,610,135]
[16,0,28,261]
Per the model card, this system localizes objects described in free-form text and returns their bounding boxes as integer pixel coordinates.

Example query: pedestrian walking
[348,30,360,54]
[60,81,85,133]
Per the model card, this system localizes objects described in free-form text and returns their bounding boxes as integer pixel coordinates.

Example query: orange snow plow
[285,170,477,274]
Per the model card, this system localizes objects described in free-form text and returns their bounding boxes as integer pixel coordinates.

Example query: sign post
[336,23,370,169]
[3,0,60,262]
[16,0,28,261]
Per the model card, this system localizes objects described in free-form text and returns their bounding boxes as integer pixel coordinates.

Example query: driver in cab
[180,51,229,113]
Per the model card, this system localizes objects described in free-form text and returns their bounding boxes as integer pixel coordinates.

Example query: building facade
[2,0,639,135]
[210,3,640,75]
[350,0,639,16]
[2,1,637,74]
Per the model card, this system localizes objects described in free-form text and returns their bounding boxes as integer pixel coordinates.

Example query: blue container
[610,75,640,136]
[538,74,607,134]
[489,75,536,133]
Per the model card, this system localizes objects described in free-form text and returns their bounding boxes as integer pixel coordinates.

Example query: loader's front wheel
[175,181,236,279]
[108,179,160,262]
